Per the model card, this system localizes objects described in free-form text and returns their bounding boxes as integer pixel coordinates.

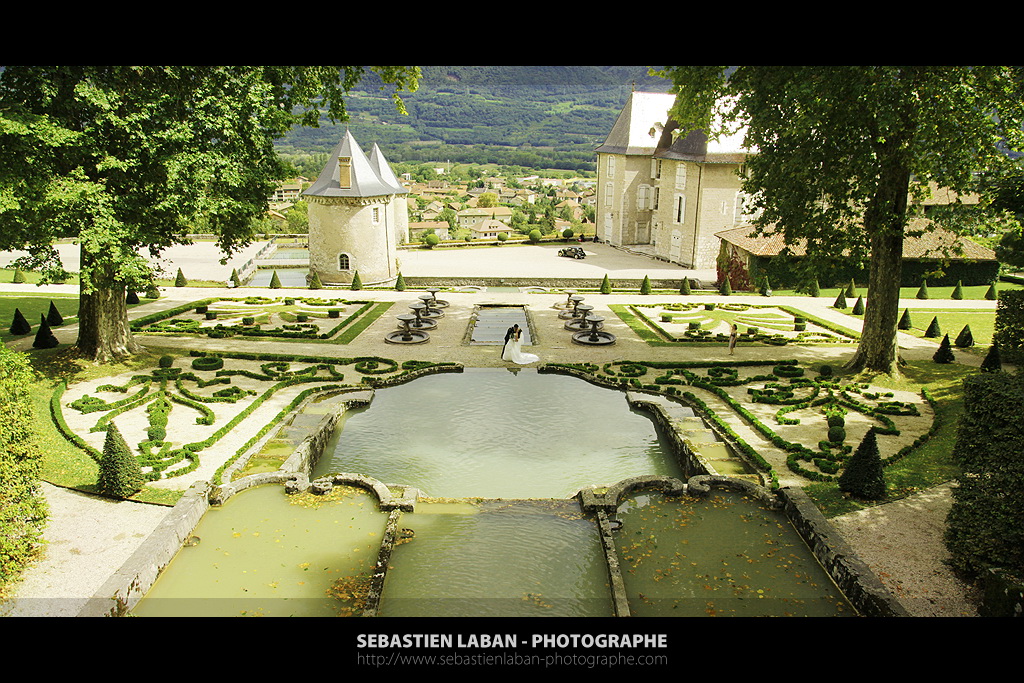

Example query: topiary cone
[838,429,887,500]
[269,270,282,289]
[981,343,1002,373]
[917,279,929,300]
[351,271,362,291]
[898,308,912,330]
[640,275,651,295]
[46,301,63,326]
[98,422,143,499]
[924,316,941,338]
[933,334,955,364]
[679,277,691,295]
[9,307,30,335]
[951,280,964,300]
[601,274,612,294]
[852,295,864,315]
[954,324,974,348]
[33,314,59,349]
[833,290,847,309]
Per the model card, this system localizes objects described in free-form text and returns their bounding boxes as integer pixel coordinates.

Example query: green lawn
[804,360,975,517]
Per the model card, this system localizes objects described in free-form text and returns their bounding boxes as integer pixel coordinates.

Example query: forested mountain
[275,66,672,174]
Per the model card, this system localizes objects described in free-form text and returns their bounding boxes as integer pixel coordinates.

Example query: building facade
[304,130,408,286]
[595,91,751,270]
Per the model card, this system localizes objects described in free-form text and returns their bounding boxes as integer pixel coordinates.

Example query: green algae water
[313,368,683,498]
[133,484,386,617]
[614,490,854,617]
[379,499,613,617]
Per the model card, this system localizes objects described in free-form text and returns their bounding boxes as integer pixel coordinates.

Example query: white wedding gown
[502,336,539,364]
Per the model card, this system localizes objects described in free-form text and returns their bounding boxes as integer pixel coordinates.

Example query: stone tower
[304,130,408,286]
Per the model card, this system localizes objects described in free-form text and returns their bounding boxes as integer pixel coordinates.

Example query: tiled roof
[716,218,996,261]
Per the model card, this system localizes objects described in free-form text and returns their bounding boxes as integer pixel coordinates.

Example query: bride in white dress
[502,324,539,364]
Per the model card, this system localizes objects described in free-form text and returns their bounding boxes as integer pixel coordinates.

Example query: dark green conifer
[954,324,974,348]
[32,315,58,349]
[395,273,407,292]
[852,295,865,315]
[809,279,820,297]
[833,290,847,309]
[97,422,143,499]
[951,280,964,300]
[838,429,887,500]
[933,334,955,364]
[308,271,323,290]
[640,275,652,295]
[9,308,30,335]
[924,316,942,338]
[917,278,929,300]
[269,270,282,289]
[174,268,187,287]
[350,271,362,291]
[679,278,691,295]
[846,279,856,297]
[12,268,26,283]
[981,343,1002,373]
[760,275,772,296]
[985,283,997,300]
[719,278,731,296]
[46,301,63,326]
[230,269,241,287]
[126,290,140,305]
[898,308,912,330]
[601,274,612,294]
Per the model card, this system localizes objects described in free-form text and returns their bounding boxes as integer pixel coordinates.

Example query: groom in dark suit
[502,325,515,358]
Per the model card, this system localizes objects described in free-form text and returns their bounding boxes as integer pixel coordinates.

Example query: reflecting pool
[313,368,682,498]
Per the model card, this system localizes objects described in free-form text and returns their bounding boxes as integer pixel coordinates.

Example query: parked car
[558,246,586,259]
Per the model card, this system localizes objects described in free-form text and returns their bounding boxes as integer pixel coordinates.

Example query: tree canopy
[657,66,1024,374]
[0,66,420,361]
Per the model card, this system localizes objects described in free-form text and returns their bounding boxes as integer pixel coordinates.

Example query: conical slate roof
[369,143,407,195]
[594,91,677,156]
[304,130,404,198]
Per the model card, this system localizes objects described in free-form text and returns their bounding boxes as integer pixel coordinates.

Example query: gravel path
[0,242,993,617]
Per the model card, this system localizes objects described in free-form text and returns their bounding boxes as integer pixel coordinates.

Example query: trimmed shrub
[97,422,143,499]
[269,271,282,289]
[309,271,323,290]
[562,228,574,240]
[230,269,241,287]
[191,355,224,371]
[126,290,139,305]
[985,283,998,300]
[9,308,30,336]
[12,268,26,284]
[0,344,48,588]
[350,271,362,291]
[46,301,63,326]
[158,355,174,368]
[851,296,865,316]
[679,278,691,295]
[32,316,58,349]
[917,278,929,300]
[528,229,542,244]
[990,290,1024,362]
[954,324,974,348]
[175,268,187,287]
[600,274,612,294]
[833,290,847,309]
[951,280,964,300]
[933,334,955,364]
[719,278,732,296]
[424,233,440,248]
[497,233,508,244]
[145,285,160,299]
[981,343,1002,373]
[838,429,886,500]
[827,425,846,444]
[809,278,820,297]
[898,308,912,330]
[846,279,856,298]
[760,275,772,296]
[924,316,942,338]
[205,311,217,320]
[640,275,652,295]
[818,364,833,378]
[395,273,406,291]
[945,372,1024,579]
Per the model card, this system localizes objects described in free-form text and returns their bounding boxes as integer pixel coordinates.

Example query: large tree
[0,66,419,362]
[657,66,1024,374]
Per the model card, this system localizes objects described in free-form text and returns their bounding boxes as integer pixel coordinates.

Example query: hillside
[275,66,672,173]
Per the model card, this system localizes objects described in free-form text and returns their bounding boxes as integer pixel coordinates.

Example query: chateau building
[304,130,408,286]
[595,91,751,270]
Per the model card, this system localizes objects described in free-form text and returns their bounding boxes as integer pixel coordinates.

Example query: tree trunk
[845,227,905,375]
[845,157,912,376]
[75,248,143,363]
